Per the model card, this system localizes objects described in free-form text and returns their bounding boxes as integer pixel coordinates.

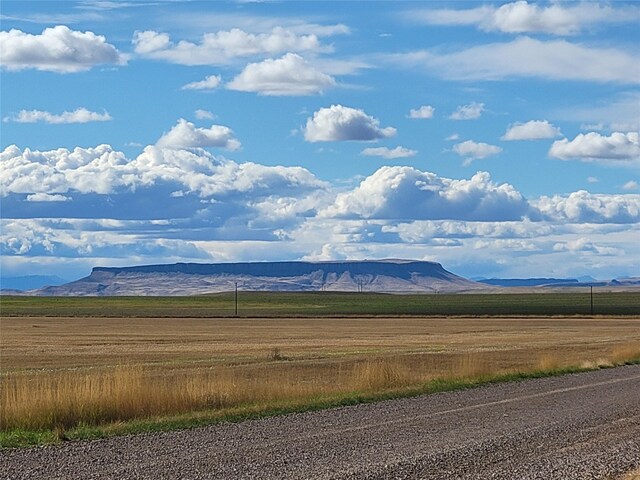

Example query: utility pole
[590,285,593,315]
[235,282,238,316]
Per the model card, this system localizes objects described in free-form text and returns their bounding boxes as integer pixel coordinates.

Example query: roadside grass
[2,292,639,317]
[3,343,639,449]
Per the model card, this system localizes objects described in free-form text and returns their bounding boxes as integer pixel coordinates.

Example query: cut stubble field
[2,298,640,448]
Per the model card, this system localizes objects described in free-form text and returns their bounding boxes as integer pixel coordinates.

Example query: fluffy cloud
[449,102,484,120]
[0,217,213,260]
[0,143,325,200]
[304,105,396,142]
[132,27,327,65]
[227,53,335,96]
[1,144,130,196]
[408,105,435,119]
[3,144,639,280]
[4,108,112,124]
[453,140,502,165]
[502,120,561,141]
[552,237,621,256]
[410,1,640,35]
[322,167,529,221]
[622,181,639,191]
[0,25,125,73]
[361,146,417,159]
[194,109,215,120]
[26,193,70,202]
[534,191,640,224]
[394,38,640,84]
[549,132,640,164]
[156,119,241,150]
[383,219,552,243]
[181,75,221,91]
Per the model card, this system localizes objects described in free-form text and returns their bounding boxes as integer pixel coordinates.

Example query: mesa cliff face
[34,259,484,296]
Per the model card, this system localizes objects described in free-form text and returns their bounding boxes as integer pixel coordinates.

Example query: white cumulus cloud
[622,181,639,191]
[132,27,327,65]
[25,193,71,202]
[0,143,325,201]
[449,102,484,120]
[408,105,435,119]
[227,53,335,96]
[194,109,215,120]
[4,108,112,124]
[0,25,125,73]
[156,119,241,150]
[502,120,561,141]
[361,146,417,159]
[322,167,529,221]
[181,75,221,91]
[534,191,640,224]
[453,140,502,165]
[549,132,640,164]
[304,105,396,142]
[410,1,640,35]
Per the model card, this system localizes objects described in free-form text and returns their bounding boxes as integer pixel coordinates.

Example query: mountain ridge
[34,259,482,296]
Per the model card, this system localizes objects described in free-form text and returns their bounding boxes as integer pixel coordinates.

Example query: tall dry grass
[1,365,344,431]
[351,358,413,391]
[2,343,639,433]
[619,469,640,480]
[610,342,640,364]
[0,353,505,432]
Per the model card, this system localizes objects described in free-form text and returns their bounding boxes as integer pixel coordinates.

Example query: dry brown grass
[352,358,413,391]
[2,365,345,431]
[619,469,640,480]
[610,343,640,364]
[2,316,640,433]
[535,353,562,371]
[4,316,640,371]
[0,351,533,431]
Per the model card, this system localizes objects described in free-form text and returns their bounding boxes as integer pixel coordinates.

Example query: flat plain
[2,291,639,317]
[4,315,640,371]
[2,293,640,447]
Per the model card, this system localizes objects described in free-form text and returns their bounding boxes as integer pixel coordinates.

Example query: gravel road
[2,365,639,479]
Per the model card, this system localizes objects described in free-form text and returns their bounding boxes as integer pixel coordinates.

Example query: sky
[1,0,639,282]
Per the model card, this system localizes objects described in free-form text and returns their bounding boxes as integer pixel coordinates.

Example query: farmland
[2,293,640,447]
[2,291,639,317]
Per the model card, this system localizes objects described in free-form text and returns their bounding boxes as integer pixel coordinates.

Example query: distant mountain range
[477,278,579,287]
[477,277,640,288]
[27,260,483,296]
[4,261,638,296]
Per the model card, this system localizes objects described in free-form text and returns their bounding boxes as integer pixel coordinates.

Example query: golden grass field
[2,316,640,437]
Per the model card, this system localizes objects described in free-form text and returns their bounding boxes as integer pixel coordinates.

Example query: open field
[2,311,640,446]
[3,316,640,371]
[2,291,640,317]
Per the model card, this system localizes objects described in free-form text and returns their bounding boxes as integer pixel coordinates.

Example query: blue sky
[1,0,639,281]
